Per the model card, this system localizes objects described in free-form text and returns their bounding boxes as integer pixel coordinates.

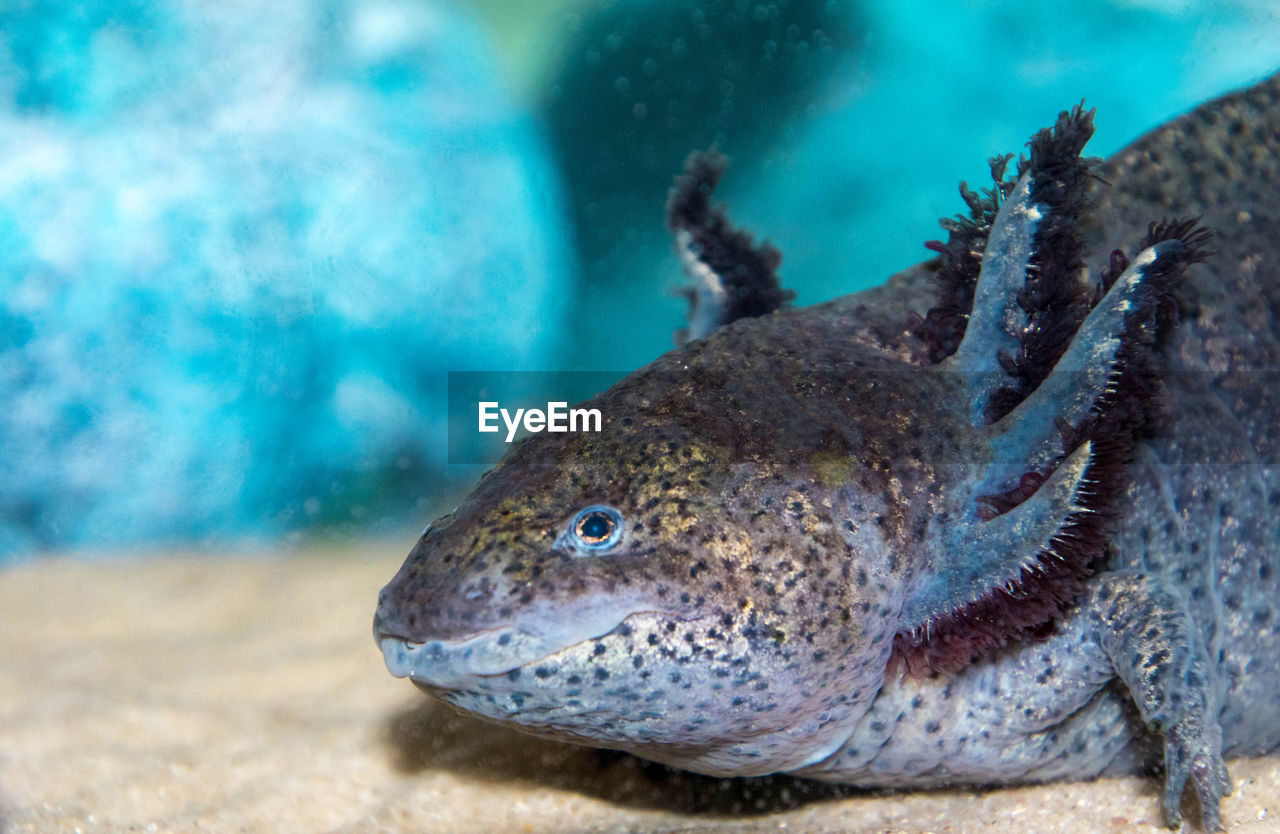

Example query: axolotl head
[374,106,1209,777]
[373,338,930,775]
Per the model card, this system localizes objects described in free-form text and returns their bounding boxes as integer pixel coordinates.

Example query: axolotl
[374,74,1280,829]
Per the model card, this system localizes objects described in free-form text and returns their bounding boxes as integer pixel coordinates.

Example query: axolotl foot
[1090,572,1231,830]
[1161,714,1231,830]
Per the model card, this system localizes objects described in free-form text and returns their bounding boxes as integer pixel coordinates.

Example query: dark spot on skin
[594,668,610,681]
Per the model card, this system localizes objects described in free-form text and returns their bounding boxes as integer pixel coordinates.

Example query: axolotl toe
[375,75,1280,830]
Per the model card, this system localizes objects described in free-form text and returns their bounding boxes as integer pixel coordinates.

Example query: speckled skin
[375,74,1280,828]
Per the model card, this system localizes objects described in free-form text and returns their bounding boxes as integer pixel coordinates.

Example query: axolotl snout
[376,78,1280,830]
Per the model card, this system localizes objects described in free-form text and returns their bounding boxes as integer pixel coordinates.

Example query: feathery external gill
[894,107,1212,675]
[666,150,794,344]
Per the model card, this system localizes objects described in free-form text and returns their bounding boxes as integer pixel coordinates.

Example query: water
[2,0,1279,557]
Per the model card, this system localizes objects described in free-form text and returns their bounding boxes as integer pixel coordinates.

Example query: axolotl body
[375,75,1280,829]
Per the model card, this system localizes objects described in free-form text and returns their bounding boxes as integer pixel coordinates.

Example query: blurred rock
[541,0,864,368]
[535,0,1280,371]
[729,0,1280,308]
[0,0,573,555]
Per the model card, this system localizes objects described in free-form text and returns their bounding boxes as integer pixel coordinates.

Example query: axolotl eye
[564,504,624,554]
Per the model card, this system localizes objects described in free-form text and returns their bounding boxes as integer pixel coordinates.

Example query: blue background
[2,0,1278,558]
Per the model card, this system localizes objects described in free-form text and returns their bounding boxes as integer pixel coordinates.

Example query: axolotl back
[375,76,1280,829]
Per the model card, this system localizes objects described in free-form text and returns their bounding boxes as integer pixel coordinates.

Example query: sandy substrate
[1,546,1276,834]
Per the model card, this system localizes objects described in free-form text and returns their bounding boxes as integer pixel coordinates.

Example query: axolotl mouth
[373,605,692,692]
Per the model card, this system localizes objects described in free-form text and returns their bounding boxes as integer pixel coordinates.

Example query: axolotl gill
[374,75,1280,829]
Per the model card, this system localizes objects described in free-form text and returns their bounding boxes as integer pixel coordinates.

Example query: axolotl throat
[375,79,1280,830]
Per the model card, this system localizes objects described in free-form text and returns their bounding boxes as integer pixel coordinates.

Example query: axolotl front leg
[802,574,1230,829]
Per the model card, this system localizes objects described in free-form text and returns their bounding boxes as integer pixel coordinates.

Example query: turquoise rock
[0,0,572,555]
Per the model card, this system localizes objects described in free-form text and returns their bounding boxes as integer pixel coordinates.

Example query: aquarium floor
[1,549,1277,834]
